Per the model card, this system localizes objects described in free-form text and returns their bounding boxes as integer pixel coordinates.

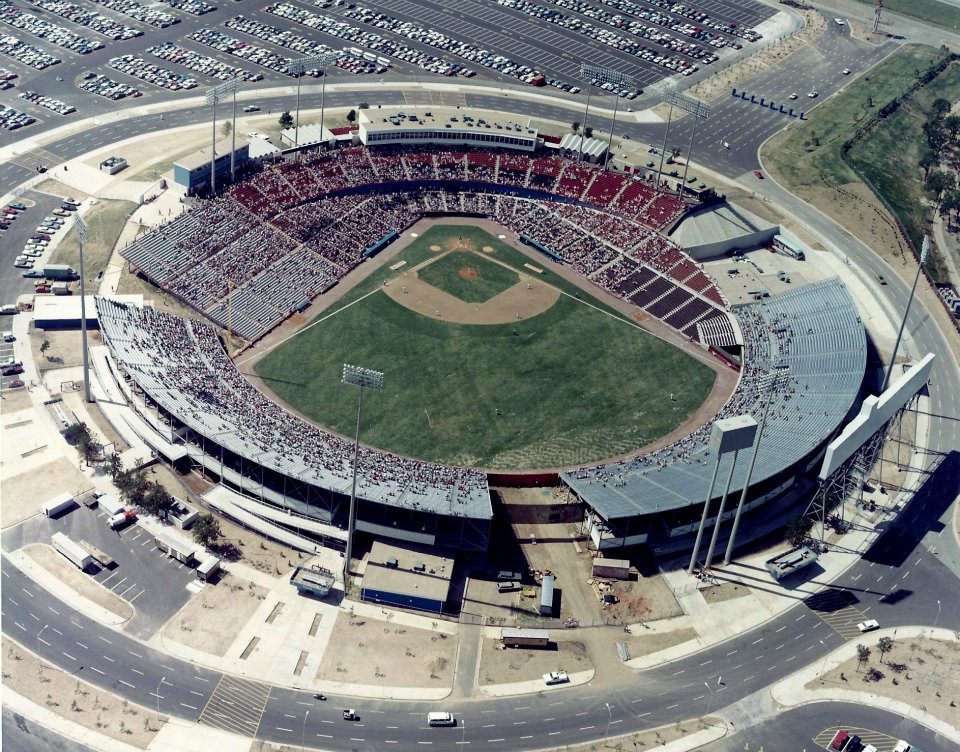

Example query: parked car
[808,91,819,98]
[789,92,798,100]
[754,170,764,179]
[543,670,570,685]
[831,730,850,751]
[857,619,880,632]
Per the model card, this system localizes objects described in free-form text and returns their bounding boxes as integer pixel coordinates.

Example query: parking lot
[1,501,197,639]
[0,0,776,142]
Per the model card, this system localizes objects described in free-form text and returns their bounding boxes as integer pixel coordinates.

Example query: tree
[221,120,232,138]
[671,146,682,159]
[140,483,172,517]
[856,644,871,672]
[117,468,149,508]
[931,98,951,118]
[40,339,50,359]
[106,452,124,482]
[571,121,581,133]
[919,150,938,180]
[583,126,593,139]
[279,110,294,130]
[785,513,812,547]
[192,513,222,548]
[346,109,357,124]
[926,169,955,201]
[944,115,960,138]
[877,636,894,664]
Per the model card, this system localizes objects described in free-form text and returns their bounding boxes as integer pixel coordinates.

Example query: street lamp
[581,64,633,171]
[819,639,830,681]
[934,598,941,632]
[656,89,709,194]
[703,681,713,716]
[156,675,166,723]
[603,702,612,740]
[882,236,929,392]
[461,718,467,746]
[302,709,309,752]
[205,78,243,194]
[75,216,91,404]
[289,52,339,149]
[341,364,384,591]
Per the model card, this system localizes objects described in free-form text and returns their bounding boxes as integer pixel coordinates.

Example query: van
[427,711,455,727]
[497,581,521,593]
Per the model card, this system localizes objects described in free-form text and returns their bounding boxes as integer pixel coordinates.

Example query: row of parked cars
[0,103,36,130]
[0,65,15,89]
[19,89,75,114]
[148,41,263,82]
[13,200,78,270]
[108,54,198,90]
[190,26,318,78]
[0,34,60,69]
[88,0,179,29]
[221,15,373,75]
[80,72,142,100]
[160,0,216,15]
[596,0,740,49]
[0,6,105,55]
[341,4,577,90]
[30,0,142,41]
[831,731,920,752]
[642,0,761,41]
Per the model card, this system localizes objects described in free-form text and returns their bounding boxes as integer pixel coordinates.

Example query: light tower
[341,364,384,590]
[75,215,91,403]
[882,236,928,392]
[580,64,634,171]
[289,52,340,149]
[656,90,709,194]
[205,78,243,195]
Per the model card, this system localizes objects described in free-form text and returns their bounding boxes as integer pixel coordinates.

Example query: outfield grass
[846,61,960,281]
[763,45,950,190]
[52,199,138,291]
[255,226,715,469]
[417,249,520,303]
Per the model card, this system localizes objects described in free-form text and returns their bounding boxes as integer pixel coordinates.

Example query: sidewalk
[477,668,594,698]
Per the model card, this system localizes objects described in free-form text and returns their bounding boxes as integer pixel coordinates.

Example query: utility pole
[76,216,91,403]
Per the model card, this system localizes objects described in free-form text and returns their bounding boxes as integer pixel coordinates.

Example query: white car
[543,670,569,685]
[842,68,851,75]
[835,17,845,25]
[857,619,880,632]
[808,92,819,98]
[789,92,798,100]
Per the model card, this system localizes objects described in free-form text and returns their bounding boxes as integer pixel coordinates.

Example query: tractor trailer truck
[52,532,93,570]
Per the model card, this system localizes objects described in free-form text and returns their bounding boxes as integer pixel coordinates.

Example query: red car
[831,730,850,751]
[754,170,764,179]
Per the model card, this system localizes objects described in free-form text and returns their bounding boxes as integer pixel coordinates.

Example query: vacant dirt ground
[32,328,104,373]
[315,611,456,687]
[23,544,133,621]
[603,575,684,624]
[813,636,960,727]
[162,574,267,657]
[478,638,590,685]
[0,388,32,412]
[2,637,164,748]
[571,717,723,752]
[625,627,699,658]
[2,458,91,527]
[700,582,751,605]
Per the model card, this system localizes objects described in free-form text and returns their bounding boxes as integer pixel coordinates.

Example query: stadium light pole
[688,454,722,575]
[679,99,709,194]
[290,53,338,149]
[581,64,633,171]
[76,216,91,403]
[704,444,745,569]
[342,364,384,592]
[882,236,928,392]
[657,90,708,193]
[577,63,594,163]
[205,79,242,195]
[723,369,789,565]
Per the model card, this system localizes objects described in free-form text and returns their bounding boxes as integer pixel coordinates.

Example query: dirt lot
[700,582,751,605]
[23,544,133,621]
[0,388,32,412]
[478,638,590,686]
[1,458,91,528]
[32,328,104,373]
[624,627,698,659]
[601,575,684,624]
[571,717,723,752]
[162,573,267,657]
[315,611,456,687]
[2,637,164,748]
[813,636,960,727]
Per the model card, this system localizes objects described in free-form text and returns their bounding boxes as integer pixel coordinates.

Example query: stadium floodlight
[75,215,91,404]
[656,89,710,194]
[882,236,929,392]
[341,364,384,590]
[722,368,790,565]
[579,64,633,170]
[289,52,340,149]
[205,78,243,194]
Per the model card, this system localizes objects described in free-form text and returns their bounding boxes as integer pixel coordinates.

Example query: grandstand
[565,278,867,552]
[95,297,492,552]
[121,146,691,343]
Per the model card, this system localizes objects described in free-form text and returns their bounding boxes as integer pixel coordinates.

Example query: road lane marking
[119,680,135,688]
[22,588,34,597]
[98,636,112,644]
[181,703,198,710]
[128,650,142,658]
[90,667,105,675]
[132,669,144,675]
[752,638,763,644]
[48,607,60,615]
[52,628,62,636]
[62,652,76,661]
[726,650,737,656]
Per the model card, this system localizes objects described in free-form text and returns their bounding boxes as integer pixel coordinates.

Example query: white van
[427,711,455,727]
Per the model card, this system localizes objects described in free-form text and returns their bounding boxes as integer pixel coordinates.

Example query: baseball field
[253,224,716,470]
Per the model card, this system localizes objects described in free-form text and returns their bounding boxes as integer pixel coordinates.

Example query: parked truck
[52,532,93,570]
[42,264,78,280]
[51,281,71,295]
[42,491,74,518]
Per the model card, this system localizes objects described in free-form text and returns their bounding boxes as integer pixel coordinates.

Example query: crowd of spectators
[96,298,489,512]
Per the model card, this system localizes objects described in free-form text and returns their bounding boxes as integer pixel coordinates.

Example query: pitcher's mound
[482,246,494,253]
[429,245,442,252]
[459,267,479,280]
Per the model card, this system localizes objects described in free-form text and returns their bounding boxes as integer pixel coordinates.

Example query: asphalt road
[2,704,99,752]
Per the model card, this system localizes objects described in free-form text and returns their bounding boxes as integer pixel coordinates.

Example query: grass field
[254,225,716,470]
[416,251,519,303]
[852,0,960,32]
[51,198,137,291]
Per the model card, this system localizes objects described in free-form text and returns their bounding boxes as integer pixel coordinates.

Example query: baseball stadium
[91,107,868,563]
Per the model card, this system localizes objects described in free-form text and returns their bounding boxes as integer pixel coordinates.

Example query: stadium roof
[563,278,866,519]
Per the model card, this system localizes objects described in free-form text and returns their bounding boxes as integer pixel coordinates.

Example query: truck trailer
[42,492,74,518]
[42,264,78,280]
[52,532,93,570]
